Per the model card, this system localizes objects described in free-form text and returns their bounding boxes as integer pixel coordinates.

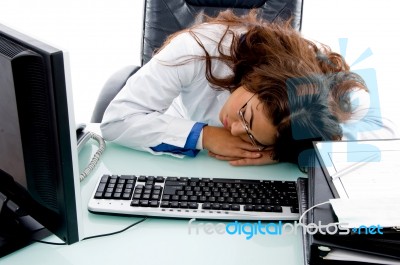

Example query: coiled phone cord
[79,132,106,182]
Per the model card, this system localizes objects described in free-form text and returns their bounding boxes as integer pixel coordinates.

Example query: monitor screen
[0,23,83,256]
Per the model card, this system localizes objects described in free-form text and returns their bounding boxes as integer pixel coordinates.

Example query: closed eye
[248,105,254,130]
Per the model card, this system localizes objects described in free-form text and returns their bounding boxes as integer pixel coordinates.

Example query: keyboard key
[147,176,155,181]
[211,203,220,210]
[244,205,254,211]
[151,194,160,200]
[130,199,140,206]
[202,202,211,209]
[254,205,264,211]
[208,197,216,202]
[180,195,189,201]
[160,201,170,208]
[153,185,162,190]
[222,203,231,210]
[199,196,207,202]
[94,192,103,199]
[149,200,159,207]
[96,183,106,193]
[146,180,154,186]
[120,175,136,180]
[188,202,198,209]
[163,185,183,195]
[122,192,132,200]
[165,180,187,186]
[109,178,117,184]
[264,206,273,212]
[170,201,179,208]
[138,176,147,182]
[100,175,109,183]
[231,204,240,211]
[226,197,235,203]
[140,200,149,207]
[155,176,165,182]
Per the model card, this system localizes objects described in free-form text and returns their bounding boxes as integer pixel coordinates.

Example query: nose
[230,120,246,137]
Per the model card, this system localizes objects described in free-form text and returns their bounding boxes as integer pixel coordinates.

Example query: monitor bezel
[0,23,83,248]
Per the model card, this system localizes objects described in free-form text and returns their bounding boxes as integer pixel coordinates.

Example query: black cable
[33,217,148,245]
[82,217,148,241]
[34,131,146,246]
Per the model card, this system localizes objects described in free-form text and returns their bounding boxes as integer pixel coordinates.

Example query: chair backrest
[141,0,304,65]
[91,0,304,123]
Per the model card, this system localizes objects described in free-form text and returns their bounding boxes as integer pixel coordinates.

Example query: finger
[211,154,241,161]
[209,149,261,160]
[237,150,262,159]
[208,151,216,157]
[229,156,278,166]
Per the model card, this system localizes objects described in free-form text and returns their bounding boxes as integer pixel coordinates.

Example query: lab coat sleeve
[151,122,207,156]
[100,32,207,156]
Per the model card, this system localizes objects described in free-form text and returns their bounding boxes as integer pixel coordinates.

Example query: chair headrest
[186,0,266,8]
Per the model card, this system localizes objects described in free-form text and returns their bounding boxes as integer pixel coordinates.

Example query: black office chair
[91,0,304,123]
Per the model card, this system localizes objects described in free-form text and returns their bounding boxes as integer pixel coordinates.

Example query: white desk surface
[0,128,306,265]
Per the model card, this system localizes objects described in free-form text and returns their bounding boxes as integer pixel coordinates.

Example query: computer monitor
[0,23,83,256]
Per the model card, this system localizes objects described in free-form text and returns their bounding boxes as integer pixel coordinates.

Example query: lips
[223,116,229,129]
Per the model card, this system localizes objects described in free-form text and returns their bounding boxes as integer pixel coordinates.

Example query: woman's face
[219,86,277,149]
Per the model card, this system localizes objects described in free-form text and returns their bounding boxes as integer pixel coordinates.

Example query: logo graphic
[187,219,384,240]
[352,225,384,235]
[288,39,383,167]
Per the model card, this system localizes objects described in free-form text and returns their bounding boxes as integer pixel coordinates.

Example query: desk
[0,128,306,265]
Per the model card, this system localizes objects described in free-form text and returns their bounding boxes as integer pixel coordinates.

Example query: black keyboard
[88,174,300,220]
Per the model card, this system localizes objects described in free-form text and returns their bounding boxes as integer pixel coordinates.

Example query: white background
[1,0,399,130]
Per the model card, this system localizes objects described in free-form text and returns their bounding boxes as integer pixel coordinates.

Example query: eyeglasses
[238,95,267,151]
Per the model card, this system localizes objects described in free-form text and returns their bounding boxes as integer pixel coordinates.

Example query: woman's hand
[208,149,278,166]
[202,126,278,166]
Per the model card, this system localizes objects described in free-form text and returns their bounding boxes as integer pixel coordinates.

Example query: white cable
[79,132,106,182]
[298,200,340,228]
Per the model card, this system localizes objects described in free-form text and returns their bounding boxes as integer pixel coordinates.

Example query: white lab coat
[100,24,398,157]
[101,24,235,156]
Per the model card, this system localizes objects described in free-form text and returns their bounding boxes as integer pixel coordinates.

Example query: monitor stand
[0,193,51,258]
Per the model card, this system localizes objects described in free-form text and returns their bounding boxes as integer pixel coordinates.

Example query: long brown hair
[157,10,368,166]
